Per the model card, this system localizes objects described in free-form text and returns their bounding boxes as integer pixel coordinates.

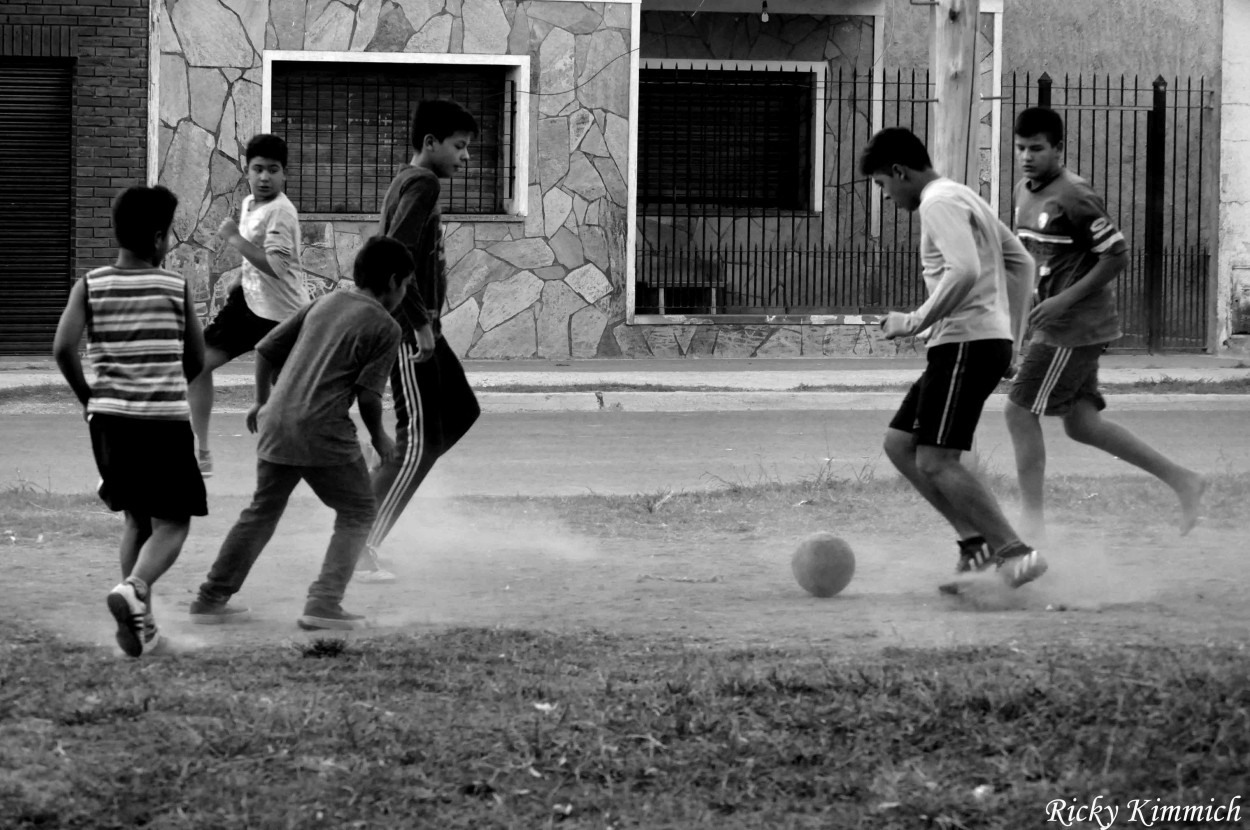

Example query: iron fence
[635,65,1212,351]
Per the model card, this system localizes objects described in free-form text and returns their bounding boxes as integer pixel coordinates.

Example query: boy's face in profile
[871,167,923,213]
[423,131,473,178]
[380,271,412,312]
[245,156,286,202]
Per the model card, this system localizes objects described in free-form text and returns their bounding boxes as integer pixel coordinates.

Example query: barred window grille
[639,67,814,211]
[271,61,515,215]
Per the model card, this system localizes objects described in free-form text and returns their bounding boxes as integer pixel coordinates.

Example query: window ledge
[302,213,525,223]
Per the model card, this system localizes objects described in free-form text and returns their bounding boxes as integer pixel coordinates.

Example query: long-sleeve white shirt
[901,178,1035,352]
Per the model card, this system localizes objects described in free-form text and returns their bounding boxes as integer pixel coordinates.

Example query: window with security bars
[270,61,516,215]
[639,67,814,211]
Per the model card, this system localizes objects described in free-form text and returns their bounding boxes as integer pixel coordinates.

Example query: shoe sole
[354,573,397,584]
[297,615,360,631]
[107,592,143,657]
[189,610,251,625]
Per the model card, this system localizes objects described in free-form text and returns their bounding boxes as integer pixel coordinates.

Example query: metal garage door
[0,58,73,354]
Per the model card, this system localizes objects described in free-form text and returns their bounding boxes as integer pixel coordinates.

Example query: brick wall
[0,0,149,278]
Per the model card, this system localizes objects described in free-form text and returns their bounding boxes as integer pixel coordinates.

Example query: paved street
[4,407,1246,498]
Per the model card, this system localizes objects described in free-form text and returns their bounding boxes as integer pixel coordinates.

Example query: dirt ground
[9,485,1249,658]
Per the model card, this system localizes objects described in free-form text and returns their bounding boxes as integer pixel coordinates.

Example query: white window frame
[261,50,530,218]
[638,58,826,215]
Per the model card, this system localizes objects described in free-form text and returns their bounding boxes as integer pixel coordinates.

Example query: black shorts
[89,414,208,520]
[889,339,1012,451]
[203,285,279,359]
[1008,342,1107,416]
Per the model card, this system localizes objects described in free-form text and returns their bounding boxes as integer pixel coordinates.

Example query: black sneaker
[955,536,996,574]
[298,603,367,631]
[189,598,251,625]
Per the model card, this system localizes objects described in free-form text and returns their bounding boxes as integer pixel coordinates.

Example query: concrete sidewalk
[4,354,1249,412]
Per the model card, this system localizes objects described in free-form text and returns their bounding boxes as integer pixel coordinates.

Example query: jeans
[198,457,375,608]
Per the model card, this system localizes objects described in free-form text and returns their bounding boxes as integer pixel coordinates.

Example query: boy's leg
[188,346,232,470]
[1004,401,1047,540]
[118,511,152,579]
[914,445,1022,552]
[362,341,457,567]
[884,427,981,540]
[1063,399,1207,534]
[301,458,376,623]
[195,460,301,607]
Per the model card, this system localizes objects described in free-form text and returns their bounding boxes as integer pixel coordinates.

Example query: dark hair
[409,99,479,151]
[245,133,289,167]
[354,236,414,293]
[1014,107,1064,146]
[112,185,178,259]
[858,127,933,176]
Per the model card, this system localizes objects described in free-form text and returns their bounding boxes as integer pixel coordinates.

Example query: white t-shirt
[239,192,308,322]
[905,178,1035,350]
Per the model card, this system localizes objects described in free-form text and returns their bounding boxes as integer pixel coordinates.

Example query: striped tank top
[84,265,190,419]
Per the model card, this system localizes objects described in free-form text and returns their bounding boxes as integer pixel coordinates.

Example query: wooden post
[930,0,981,187]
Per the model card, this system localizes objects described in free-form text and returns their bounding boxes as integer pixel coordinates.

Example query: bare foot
[1177,473,1208,536]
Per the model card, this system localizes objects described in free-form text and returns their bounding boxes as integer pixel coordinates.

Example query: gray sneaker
[298,603,367,631]
[188,598,251,625]
[197,451,213,478]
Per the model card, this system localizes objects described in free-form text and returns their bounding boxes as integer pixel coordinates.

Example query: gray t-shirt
[255,290,401,467]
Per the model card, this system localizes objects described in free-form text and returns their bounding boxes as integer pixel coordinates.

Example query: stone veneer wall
[156,0,633,359]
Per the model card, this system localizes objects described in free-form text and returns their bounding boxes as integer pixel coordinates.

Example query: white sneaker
[998,549,1049,589]
[354,567,396,584]
[107,581,147,658]
[142,610,163,655]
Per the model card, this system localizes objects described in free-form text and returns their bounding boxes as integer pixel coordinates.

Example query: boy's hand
[246,402,263,433]
[218,218,241,244]
[372,432,397,466]
[410,324,436,363]
[880,312,911,340]
[1027,295,1071,329]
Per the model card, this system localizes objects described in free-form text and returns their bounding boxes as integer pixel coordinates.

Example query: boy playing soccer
[354,99,482,584]
[190,133,308,477]
[188,236,410,630]
[861,127,1047,590]
[1005,107,1207,540]
[52,185,208,658]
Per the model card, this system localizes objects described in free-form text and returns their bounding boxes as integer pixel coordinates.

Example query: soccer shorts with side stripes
[889,339,1012,452]
[1008,341,1108,417]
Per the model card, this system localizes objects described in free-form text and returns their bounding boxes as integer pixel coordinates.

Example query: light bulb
[761,1,769,22]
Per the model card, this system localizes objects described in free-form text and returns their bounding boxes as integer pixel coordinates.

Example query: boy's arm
[997,220,1037,357]
[385,177,437,326]
[354,322,402,462]
[883,200,979,338]
[357,389,394,464]
[52,278,91,409]
[219,218,283,280]
[182,279,206,381]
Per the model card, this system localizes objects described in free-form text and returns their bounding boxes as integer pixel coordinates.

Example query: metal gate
[635,65,1212,352]
[1000,73,1212,352]
[0,58,74,354]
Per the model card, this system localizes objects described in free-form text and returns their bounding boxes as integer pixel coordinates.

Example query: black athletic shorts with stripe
[1008,341,1108,416]
[889,339,1012,451]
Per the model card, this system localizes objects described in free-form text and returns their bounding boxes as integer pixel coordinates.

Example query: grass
[4,474,1250,827]
[2,623,1248,828]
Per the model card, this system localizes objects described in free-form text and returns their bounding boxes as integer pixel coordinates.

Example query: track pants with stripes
[366,336,480,551]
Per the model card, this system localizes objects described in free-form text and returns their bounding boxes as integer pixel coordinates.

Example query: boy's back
[84,264,192,419]
[379,165,445,333]
[255,291,401,467]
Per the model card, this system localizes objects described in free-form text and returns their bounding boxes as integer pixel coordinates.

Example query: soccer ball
[791,532,855,598]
